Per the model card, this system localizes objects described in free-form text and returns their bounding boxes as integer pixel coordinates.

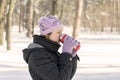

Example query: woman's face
[48,29,63,43]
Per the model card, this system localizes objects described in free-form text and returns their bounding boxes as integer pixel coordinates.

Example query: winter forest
[0,0,120,50]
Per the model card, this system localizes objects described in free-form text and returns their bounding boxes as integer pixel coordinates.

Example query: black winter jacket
[23,35,78,80]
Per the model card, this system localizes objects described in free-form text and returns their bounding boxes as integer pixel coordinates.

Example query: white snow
[0,25,120,80]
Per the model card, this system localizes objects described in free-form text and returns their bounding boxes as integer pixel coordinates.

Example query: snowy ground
[0,26,120,80]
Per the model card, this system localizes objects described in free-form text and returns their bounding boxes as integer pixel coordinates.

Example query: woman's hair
[41,32,52,39]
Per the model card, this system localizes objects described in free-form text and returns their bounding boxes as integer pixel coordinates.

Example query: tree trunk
[0,0,8,45]
[110,1,114,32]
[19,0,23,33]
[115,0,119,32]
[26,0,34,37]
[72,0,84,38]
[6,0,16,50]
[52,0,57,15]
[58,0,63,20]
[0,23,4,45]
[118,0,120,32]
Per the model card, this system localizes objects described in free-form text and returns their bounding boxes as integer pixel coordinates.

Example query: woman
[23,15,80,80]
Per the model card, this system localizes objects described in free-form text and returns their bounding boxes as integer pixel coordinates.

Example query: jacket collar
[33,35,60,52]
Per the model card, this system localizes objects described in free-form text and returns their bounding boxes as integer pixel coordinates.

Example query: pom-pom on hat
[38,15,63,35]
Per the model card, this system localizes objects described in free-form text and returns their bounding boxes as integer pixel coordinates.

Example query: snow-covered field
[0,26,120,80]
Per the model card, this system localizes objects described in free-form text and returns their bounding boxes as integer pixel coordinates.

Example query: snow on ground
[0,25,120,80]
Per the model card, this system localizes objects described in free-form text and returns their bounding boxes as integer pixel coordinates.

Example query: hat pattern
[38,15,63,35]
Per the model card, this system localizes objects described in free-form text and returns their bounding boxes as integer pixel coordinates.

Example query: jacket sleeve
[28,49,73,80]
[70,56,78,79]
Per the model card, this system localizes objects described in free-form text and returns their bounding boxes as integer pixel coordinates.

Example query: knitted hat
[38,15,63,35]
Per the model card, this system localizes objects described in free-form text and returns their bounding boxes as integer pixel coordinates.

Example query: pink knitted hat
[38,15,63,35]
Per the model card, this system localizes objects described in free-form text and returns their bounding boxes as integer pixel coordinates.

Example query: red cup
[60,34,80,52]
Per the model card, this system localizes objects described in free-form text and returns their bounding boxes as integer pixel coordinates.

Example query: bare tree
[117,0,120,32]
[72,0,85,38]
[6,0,16,50]
[18,0,23,33]
[26,0,34,37]
[0,0,8,45]
[52,0,57,15]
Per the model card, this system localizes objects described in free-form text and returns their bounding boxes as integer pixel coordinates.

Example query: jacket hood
[23,35,61,63]
[23,43,44,63]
